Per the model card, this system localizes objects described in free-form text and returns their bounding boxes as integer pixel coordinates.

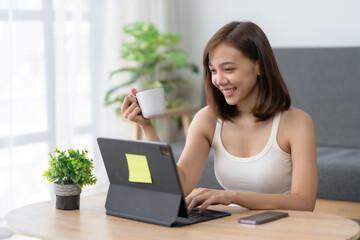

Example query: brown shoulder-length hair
[203,21,291,121]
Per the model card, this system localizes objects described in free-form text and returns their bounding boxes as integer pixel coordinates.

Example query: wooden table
[5,195,360,240]
[314,198,360,220]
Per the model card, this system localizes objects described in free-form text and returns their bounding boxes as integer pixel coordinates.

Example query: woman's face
[209,42,260,110]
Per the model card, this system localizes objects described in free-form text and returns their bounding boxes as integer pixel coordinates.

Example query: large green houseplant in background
[105,22,198,116]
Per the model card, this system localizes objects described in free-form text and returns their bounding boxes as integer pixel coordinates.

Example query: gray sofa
[171,47,360,202]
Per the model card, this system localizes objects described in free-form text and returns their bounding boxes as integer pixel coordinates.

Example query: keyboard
[174,208,231,226]
[187,208,212,220]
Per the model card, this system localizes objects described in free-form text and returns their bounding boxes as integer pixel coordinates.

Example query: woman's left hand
[185,188,234,212]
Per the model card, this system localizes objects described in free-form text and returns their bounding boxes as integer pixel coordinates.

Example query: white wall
[177,0,360,105]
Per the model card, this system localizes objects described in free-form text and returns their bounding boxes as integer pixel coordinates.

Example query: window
[0,0,106,217]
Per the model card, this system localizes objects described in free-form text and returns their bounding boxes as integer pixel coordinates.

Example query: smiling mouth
[222,87,237,94]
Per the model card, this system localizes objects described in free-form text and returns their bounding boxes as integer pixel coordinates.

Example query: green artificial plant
[105,22,198,115]
[43,148,97,188]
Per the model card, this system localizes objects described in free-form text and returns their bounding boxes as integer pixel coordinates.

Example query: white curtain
[0,0,179,218]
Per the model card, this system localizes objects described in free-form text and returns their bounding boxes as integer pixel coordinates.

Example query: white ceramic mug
[136,88,166,118]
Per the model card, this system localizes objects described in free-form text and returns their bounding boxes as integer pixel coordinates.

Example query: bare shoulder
[193,106,217,123]
[279,107,316,148]
[191,106,218,131]
[281,107,314,128]
[189,106,218,143]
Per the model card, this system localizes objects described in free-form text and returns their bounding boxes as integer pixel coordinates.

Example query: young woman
[121,21,318,212]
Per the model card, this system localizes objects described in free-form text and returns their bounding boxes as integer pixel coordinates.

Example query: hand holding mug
[121,88,166,126]
[121,88,148,126]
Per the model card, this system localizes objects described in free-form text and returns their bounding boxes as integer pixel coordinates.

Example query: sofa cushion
[273,47,360,148]
[317,145,360,201]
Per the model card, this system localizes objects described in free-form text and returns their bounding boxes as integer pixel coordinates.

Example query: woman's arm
[285,108,318,210]
[186,108,318,212]
[121,88,160,142]
[176,107,217,196]
[186,187,315,213]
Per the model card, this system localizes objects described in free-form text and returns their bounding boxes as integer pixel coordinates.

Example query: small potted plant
[43,148,97,210]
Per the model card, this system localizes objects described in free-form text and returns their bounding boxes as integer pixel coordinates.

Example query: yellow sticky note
[125,154,152,183]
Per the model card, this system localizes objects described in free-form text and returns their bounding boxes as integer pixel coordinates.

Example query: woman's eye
[210,69,216,74]
[225,68,234,72]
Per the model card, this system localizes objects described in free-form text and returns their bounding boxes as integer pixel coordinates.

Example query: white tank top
[212,112,292,194]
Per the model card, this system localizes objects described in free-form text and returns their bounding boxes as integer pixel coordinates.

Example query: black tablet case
[97,138,192,226]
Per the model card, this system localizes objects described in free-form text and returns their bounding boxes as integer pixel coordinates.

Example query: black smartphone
[238,211,289,225]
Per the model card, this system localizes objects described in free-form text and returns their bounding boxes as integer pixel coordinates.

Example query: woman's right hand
[121,88,151,127]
